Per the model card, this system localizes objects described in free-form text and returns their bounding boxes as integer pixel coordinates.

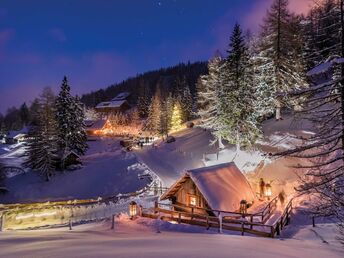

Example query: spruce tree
[137,79,151,118]
[55,76,88,164]
[146,89,162,135]
[219,23,261,151]
[170,101,183,132]
[25,87,58,181]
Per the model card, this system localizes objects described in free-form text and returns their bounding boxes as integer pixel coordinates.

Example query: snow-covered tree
[25,87,58,181]
[279,0,344,242]
[197,54,223,131]
[259,0,307,119]
[159,94,173,137]
[218,23,261,151]
[146,89,162,135]
[180,84,193,122]
[55,76,88,164]
[137,79,151,118]
[170,101,183,132]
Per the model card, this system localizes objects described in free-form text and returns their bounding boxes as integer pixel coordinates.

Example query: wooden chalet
[160,162,256,215]
[95,92,131,114]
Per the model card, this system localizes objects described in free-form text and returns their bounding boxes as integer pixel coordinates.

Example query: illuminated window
[189,195,197,206]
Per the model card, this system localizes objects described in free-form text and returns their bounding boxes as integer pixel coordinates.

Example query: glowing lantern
[240,200,247,215]
[129,201,138,219]
[265,183,272,200]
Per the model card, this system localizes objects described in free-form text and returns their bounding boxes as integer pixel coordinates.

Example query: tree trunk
[341,0,344,158]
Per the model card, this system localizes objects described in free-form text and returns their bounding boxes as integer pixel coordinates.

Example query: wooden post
[0,214,4,232]
[191,207,194,220]
[276,222,280,236]
[241,222,244,236]
[111,215,115,230]
[312,216,315,227]
[157,212,161,233]
[250,216,253,230]
[206,216,209,230]
[154,201,158,213]
[270,226,275,238]
[178,212,181,224]
[218,212,222,234]
[69,219,72,230]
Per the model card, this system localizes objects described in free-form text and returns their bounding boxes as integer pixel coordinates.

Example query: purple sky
[0,0,312,113]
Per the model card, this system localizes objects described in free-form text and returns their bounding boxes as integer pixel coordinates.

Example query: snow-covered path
[0,218,342,258]
[134,128,216,187]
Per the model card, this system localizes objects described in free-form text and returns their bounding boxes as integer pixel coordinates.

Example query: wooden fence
[141,198,292,238]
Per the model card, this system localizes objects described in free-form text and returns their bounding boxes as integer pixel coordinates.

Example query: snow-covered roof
[112,92,130,101]
[307,57,344,76]
[95,100,128,109]
[85,119,107,130]
[7,127,29,139]
[161,162,256,212]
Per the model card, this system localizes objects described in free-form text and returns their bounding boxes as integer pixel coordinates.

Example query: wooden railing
[141,198,293,238]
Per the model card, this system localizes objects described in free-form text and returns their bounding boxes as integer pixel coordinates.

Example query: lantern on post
[129,201,138,219]
[240,200,247,215]
[265,183,272,200]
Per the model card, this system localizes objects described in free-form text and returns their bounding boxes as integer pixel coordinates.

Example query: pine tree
[219,23,261,151]
[146,89,162,135]
[259,0,307,119]
[180,84,193,122]
[170,101,183,132]
[137,79,151,118]
[197,54,223,132]
[24,87,58,181]
[55,76,88,164]
[279,0,344,242]
[19,103,30,126]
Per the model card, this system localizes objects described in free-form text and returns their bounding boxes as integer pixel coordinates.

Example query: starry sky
[0,0,312,113]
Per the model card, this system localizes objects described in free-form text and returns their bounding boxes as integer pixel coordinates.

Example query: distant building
[95,92,131,114]
[5,127,30,144]
[85,119,107,135]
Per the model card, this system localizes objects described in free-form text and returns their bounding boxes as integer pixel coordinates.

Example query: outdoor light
[265,183,272,200]
[240,200,247,215]
[129,201,138,219]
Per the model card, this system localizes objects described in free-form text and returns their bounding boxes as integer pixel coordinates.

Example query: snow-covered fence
[141,198,292,238]
[0,185,164,231]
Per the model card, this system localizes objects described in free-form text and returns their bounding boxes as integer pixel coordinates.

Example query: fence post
[250,216,253,229]
[69,219,73,230]
[270,226,275,238]
[206,215,209,230]
[0,214,4,232]
[178,212,181,224]
[276,222,280,236]
[111,214,115,230]
[241,222,244,236]
[191,207,194,220]
[312,216,315,227]
[218,212,222,234]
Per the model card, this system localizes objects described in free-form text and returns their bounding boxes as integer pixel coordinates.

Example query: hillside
[80,62,208,107]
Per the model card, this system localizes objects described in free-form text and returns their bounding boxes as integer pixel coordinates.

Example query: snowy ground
[0,212,342,258]
[0,138,151,203]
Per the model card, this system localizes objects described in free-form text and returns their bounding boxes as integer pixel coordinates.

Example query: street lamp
[240,200,247,215]
[129,201,138,219]
[265,183,272,201]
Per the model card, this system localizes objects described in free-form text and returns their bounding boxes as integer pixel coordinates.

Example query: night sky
[0,0,311,112]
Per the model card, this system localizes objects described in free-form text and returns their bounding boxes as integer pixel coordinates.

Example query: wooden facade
[160,162,256,215]
[172,176,210,215]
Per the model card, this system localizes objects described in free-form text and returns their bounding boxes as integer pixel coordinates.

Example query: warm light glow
[170,103,183,132]
[265,183,272,199]
[189,196,197,206]
[15,211,57,220]
[129,201,137,218]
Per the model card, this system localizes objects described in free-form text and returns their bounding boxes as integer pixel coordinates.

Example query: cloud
[49,28,67,42]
